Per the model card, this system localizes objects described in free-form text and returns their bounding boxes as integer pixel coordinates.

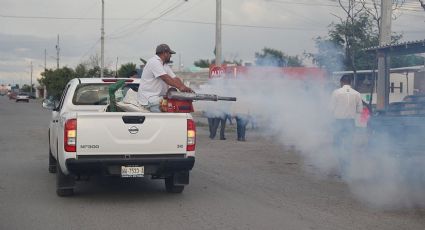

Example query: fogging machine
[161,89,237,113]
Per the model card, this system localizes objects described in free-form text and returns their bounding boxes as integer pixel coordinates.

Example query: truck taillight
[64,119,77,152]
[187,119,196,151]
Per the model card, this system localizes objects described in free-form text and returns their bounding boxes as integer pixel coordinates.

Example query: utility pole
[115,56,118,78]
[100,0,105,78]
[55,35,60,69]
[44,49,47,99]
[215,0,222,66]
[30,61,33,96]
[376,0,392,110]
[44,49,47,70]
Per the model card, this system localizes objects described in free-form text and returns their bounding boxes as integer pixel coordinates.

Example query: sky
[0,0,424,86]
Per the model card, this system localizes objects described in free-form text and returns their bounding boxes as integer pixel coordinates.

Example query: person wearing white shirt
[231,95,250,142]
[137,44,193,112]
[330,75,363,150]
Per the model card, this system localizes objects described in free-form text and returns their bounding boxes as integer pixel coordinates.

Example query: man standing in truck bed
[138,44,193,112]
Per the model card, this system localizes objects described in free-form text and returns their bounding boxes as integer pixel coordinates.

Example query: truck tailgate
[76,112,188,156]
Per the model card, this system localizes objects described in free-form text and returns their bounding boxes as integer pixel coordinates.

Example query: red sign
[209,66,225,79]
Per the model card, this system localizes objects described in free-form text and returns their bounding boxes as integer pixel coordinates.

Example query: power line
[107,0,171,37]
[267,0,339,7]
[270,1,328,27]
[1,6,422,22]
[164,0,205,18]
[0,13,320,30]
[78,38,100,63]
[107,1,189,39]
[0,13,419,32]
[0,14,101,20]
[64,0,99,33]
[164,18,325,31]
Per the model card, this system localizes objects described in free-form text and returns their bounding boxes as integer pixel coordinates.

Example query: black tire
[48,132,57,173]
[48,149,57,173]
[56,163,75,197]
[165,175,184,193]
[57,187,74,197]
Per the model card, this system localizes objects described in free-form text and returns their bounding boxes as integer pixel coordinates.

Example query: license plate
[121,166,144,178]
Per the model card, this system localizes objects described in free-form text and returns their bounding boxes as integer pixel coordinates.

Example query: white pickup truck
[43,78,196,196]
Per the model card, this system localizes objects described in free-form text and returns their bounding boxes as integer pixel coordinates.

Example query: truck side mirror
[42,98,59,110]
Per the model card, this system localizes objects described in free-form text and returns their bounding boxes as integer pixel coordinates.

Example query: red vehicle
[8,91,17,100]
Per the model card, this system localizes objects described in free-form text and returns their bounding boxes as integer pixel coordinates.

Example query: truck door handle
[122,116,145,124]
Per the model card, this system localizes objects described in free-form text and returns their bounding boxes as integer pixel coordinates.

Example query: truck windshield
[72,83,138,105]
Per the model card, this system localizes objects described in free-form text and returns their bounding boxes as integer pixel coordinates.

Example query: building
[333,65,425,104]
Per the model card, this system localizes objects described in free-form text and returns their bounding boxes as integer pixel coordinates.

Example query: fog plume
[195,71,425,209]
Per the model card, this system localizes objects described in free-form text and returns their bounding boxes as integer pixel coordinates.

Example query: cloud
[15,48,30,53]
[241,1,267,21]
[0,0,422,81]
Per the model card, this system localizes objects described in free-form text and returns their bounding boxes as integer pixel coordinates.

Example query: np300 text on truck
[43,78,195,196]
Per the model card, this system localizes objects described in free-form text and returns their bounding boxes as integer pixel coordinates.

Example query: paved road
[0,96,424,230]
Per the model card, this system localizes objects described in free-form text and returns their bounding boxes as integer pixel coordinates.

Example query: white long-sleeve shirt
[331,85,363,119]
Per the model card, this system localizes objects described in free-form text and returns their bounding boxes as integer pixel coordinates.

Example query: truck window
[72,83,138,105]
[57,84,70,111]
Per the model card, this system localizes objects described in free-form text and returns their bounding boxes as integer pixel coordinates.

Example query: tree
[194,59,212,68]
[81,54,113,78]
[85,66,99,78]
[21,84,35,93]
[38,67,76,99]
[118,63,137,78]
[194,59,243,68]
[310,0,422,73]
[75,63,88,78]
[255,48,303,67]
[331,1,372,73]
[223,59,243,66]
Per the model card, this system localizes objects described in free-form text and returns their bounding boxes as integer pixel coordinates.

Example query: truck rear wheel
[56,163,75,197]
[165,174,185,193]
[48,148,57,173]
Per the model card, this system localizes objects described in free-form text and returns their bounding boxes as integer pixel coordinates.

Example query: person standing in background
[231,97,250,142]
[235,115,249,142]
[330,75,363,150]
[210,113,227,140]
[206,103,227,140]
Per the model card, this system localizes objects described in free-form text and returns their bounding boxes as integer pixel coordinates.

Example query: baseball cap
[156,44,176,54]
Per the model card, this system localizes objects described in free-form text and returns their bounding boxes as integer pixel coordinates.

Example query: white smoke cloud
[195,70,425,210]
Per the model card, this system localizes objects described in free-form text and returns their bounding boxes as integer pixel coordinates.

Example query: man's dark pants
[236,116,249,141]
[209,117,226,140]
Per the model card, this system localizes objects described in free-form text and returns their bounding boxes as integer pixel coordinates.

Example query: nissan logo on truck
[128,126,139,134]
